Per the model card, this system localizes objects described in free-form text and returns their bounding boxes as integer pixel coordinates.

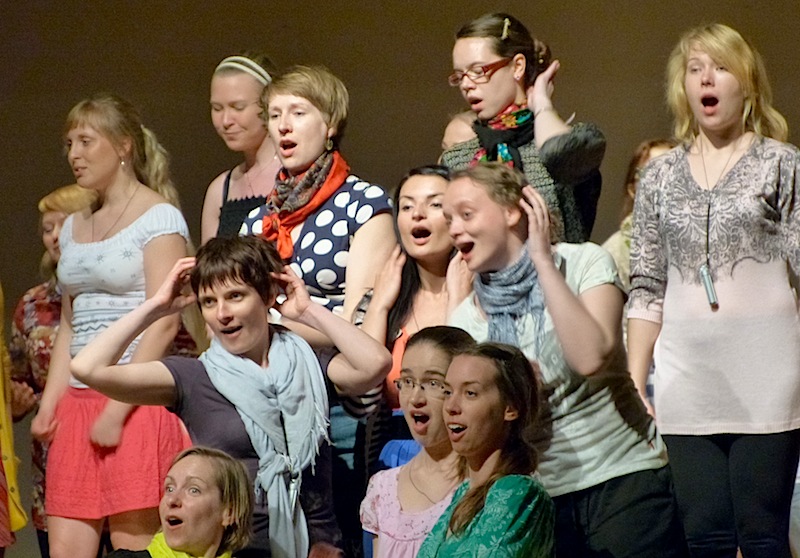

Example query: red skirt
[46,387,190,519]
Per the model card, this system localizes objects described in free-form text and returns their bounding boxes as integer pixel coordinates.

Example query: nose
[277,113,291,134]
[52,223,62,244]
[67,142,80,162]
[448,217,463,238]
[411,204,425,220]
[700,66,714,85]
[164,490,181,507]
[409,383,427,406]
[221,107,235,127]
[444,392,460,415]
[216,300,232,322]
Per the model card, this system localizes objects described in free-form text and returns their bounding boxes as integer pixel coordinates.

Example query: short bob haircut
[169,446,253,554]
[38,184,97,278]
[666,23,788,143]
[456,12,551,89]
[191,235,283,306]
[264,65,349,146]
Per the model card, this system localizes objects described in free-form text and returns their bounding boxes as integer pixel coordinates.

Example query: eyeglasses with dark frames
[448,58,513,87]
[393,376,449,398]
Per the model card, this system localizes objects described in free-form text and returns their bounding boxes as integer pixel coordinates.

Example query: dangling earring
[325,137,334,151]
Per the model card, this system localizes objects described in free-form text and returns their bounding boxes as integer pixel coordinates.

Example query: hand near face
[370,245,406,312]
[446,251,473,312]
[527,59,560,114]
[520,186,553,265]
[152,258,197,316]
[271,266,312,321]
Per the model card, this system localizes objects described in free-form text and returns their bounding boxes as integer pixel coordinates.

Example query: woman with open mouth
[108,446,253,558]
[441,12,605,243]
[628,24,800,556]
[417,342,554,557]
[69,235,393,558]
[361,326,473,558]
[240,64,396,556]
[444,162,687,556]
[201,53,281,244]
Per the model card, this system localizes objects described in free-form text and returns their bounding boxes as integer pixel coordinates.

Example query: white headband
[214,56,272,86]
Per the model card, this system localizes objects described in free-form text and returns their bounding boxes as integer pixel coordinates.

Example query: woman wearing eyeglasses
[360,327,473,558]
[441,12,605,242]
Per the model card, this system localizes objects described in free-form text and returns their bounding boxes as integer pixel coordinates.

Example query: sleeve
[538,122,606,184]
[627,161,668,323]
[359,470,385,535]
[474,476,555,558]
[300,442,343,548]
[345,178,393,237]
[137,204,191,248]
[567,243,623,295]
[161,356,198,417]
[778,145,800,274]
[8,297,32,386]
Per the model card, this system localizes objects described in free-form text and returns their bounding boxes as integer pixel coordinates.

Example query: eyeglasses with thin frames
[448,58,513,87]
[393,376,449,398]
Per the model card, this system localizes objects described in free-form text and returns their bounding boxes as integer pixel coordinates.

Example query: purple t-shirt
[162,356,341,555]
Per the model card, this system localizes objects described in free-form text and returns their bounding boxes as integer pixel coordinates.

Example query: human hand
[271,266,312,321]
[370,245,405,312]
[152,257,197,316]
[527,59,560,114]
[10,381,36,420]
[31,405,58,442]
[308,542,344,558]
[89,411,125,448]
[446,252,473,312]
[520,186,553,266]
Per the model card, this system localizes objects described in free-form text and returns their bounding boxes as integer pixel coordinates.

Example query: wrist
[533,105,556,118]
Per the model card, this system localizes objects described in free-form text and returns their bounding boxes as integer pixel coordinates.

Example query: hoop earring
[325,138,334,151]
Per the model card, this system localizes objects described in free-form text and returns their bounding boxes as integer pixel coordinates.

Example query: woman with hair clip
[30,93,192,558]
[108,446,254,558]
[628,23,800,556]
[417,342,554,557]
[441,12,605,242]
[240,65,396,556]
[202,53,281,243]
[9,183,97,558]
[360,326,473,558]
[70,234,393,558]
[445,163,686,556]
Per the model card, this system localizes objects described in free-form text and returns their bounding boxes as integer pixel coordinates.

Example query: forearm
[533,106,571,148]
[626,318,660,399]
[298,304,391,394]
[71,297,164,385]
[38,324,74,412]
[535,256,617,375]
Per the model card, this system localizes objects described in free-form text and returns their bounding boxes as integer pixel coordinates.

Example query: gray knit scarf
[473,248,546,353]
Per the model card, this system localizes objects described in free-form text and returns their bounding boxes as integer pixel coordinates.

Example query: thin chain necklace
[242,153,279,197]
[698,135,740,190]
[92,185,138,241]
[407,465,437,505]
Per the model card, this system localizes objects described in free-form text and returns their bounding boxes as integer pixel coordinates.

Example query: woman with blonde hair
[31,93,192,558]
[9,183,96,557]
[201,53,281,243]
[628,23,800,555]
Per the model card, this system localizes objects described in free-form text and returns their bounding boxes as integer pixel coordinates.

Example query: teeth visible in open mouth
[448,424,465,433]
[167,517,182,526]
[221,326,242,334]
[413,413,429,424]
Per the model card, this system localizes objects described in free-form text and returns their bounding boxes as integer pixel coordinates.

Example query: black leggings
[663,431,800,558]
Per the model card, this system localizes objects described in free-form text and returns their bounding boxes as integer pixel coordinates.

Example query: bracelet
[533,106,556,118]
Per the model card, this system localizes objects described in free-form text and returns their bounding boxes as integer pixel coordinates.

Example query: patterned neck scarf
[472,247,545,353]
[471,103,534,170]
[261,151,350,259]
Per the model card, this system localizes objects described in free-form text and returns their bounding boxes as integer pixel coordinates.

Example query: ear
[512,53,527,82]
[221,506,234,528]
[326,126,336,140]
[504,204,522,229]
[504,405,519,422]
[117,137,133,162]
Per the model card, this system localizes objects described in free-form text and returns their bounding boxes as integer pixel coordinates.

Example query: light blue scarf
[473,248,546,353]
[201,328,329,558]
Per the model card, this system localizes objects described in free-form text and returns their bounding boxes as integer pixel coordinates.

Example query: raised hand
[370,245,406,312]
[446,251,473,313]
[151,257,197,315]
[527,59,560,114]
[519,185,553,265]
[271,266,313,321]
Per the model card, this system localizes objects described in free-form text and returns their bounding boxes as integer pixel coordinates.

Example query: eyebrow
[400,368,446,377]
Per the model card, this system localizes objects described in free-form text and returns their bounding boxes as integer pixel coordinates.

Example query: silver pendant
[699,263,718,308]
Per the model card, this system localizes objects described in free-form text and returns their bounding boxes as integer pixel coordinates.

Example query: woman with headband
[441,13,605,242]
[202,53,280,243]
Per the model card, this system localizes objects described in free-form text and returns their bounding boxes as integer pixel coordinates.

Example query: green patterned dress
[417,475,554,557]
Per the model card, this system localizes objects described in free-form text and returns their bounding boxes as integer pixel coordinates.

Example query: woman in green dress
[417,342,554,557]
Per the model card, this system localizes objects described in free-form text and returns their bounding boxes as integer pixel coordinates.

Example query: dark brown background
[2,2,798,550]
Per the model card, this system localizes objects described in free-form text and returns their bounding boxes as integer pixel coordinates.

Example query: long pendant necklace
[407,466,437,505]
[696,136,743,309]
[92,185,138,242]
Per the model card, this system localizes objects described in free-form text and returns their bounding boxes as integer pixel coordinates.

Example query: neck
[97,177,138,207]
[467,447,503,487]
[697,126,746,151]
[245,136,277,169]
[416,259,448,292]
[420,438,459,464]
